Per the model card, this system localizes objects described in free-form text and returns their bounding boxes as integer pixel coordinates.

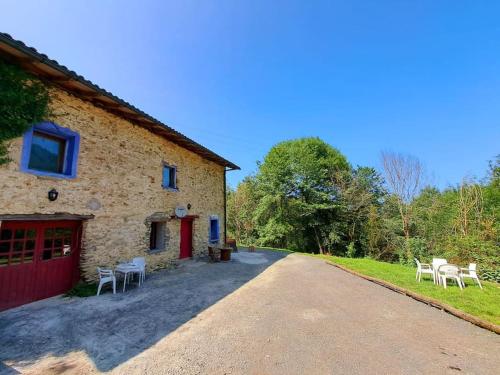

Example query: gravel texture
[0,250,499,374]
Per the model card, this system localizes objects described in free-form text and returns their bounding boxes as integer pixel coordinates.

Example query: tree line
[227,137,499,276]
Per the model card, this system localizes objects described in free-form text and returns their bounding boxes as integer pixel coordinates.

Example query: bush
[65,282,97,297]
[346,242,357,258]
[479,269,500,283]
[0,60,50,164]
[398,237,429,266]
[442,236,499,270]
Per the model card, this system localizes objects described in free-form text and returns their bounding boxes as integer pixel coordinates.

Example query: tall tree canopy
[227,140,498,279]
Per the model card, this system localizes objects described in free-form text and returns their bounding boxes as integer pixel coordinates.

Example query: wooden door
[0,220,82,311]
[179,218,193,259]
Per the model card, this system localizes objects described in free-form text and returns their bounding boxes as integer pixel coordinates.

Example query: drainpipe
[224,168,227,245]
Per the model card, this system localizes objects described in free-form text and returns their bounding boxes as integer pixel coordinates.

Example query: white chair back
[96,267,116,295]
[97,267,114,279]
[132,257,146,269]
[438,264,460,277]
[468,263,478,277]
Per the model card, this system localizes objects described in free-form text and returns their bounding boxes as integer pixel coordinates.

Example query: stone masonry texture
[0,87,225,281]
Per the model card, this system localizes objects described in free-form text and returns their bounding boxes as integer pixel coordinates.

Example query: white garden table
[432,258,448,285]
[115,263,142,292]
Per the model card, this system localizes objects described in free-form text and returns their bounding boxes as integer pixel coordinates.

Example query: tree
[226,177,259,244]
[334,166,386,256]
[381,152,423,239]
[255,137,350,253]
[456,179,483,237]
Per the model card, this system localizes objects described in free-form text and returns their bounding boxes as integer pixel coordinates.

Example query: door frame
[0,220,83,311]
[179,217,194,259]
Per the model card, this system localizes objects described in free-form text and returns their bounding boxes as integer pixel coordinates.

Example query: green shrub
[442,236,499,269]
[479,269,500,283]
[65,282,97,298]
[398,237,429,266]
[346,242,357,258]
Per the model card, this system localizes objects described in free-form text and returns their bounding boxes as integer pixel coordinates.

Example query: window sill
[148,248,166,254]
[20,168,76,180]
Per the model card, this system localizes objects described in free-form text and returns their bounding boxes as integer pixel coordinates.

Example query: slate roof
[0,32,239,170]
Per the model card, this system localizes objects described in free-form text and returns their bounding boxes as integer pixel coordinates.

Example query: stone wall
[0,88,226,281]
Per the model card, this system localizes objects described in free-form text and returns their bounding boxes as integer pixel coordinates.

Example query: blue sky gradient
[1,1,499,188]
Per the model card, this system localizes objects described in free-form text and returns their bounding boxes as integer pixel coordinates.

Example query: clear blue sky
[2,1,499,188]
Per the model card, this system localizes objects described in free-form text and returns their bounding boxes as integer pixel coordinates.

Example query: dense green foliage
[0,59,50,164]
[64,282,98,298]
[228,138,499,273]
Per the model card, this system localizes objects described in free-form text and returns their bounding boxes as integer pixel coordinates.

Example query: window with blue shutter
[20,122,80,179]
[209,216,219,243]
[162,164,177,190]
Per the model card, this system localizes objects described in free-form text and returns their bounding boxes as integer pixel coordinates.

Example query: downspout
[224,168,227,245]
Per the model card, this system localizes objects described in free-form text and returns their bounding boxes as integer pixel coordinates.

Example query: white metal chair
[437,264,463,290]
[414,258,433,282]
[432,258,448,284]
[97,267,116,296]
[461,263,483,289]
[132,257,146,285]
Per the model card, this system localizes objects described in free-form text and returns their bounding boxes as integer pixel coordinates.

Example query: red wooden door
[0,220,82,311]
[179,218,193,259]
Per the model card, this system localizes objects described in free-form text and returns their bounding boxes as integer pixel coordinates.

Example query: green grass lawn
[251,247,500,326]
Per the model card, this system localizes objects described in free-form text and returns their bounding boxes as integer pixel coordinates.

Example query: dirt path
[1,251,499,374]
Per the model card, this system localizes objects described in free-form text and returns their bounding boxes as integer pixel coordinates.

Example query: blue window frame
[20,122,80,179]
[162,164,177,190]
[209,216,219,243]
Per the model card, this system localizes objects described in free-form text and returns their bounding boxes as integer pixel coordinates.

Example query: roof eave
[0,32,240,170]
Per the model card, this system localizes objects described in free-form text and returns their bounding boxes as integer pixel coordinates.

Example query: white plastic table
[115,263,141,292]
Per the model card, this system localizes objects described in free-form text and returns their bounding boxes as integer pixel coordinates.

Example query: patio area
[1,250,499,374]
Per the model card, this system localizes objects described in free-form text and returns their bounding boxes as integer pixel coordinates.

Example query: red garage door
[0,220,82,311]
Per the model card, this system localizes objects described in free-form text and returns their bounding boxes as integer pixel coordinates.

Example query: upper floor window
[20,122,80,179]
[162,164,177,190]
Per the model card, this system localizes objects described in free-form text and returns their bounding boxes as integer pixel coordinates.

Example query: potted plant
[220,247,232,261]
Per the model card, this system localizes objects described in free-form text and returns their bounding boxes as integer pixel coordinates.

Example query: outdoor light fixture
[48,188,59,202]
[187,203,192,210]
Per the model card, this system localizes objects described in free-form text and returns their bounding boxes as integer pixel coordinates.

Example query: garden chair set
[97,257,146,296]
[415,258,483,290]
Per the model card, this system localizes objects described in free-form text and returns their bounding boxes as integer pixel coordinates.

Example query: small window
[150,222,166,251]
[28,131,66,173]
[20,122,80,179]
[162,164,177,190]
[209,216,219,243]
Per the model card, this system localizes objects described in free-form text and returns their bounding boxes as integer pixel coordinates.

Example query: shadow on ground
[0,250,287,373]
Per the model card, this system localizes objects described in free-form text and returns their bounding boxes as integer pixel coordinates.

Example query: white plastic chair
[432,258,448,284]
[414,258,433,282]
[461,263,483,289]
[132,257,146,285]
[437,264,463,290]
[97,267,116,296]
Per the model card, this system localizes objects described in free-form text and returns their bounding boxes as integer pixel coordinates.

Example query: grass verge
[255,247,500,326]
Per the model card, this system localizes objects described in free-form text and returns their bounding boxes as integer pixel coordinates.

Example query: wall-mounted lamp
[187,203,192,210]
[48,188,59,202]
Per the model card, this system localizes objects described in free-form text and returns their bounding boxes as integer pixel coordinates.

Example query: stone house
[0,33,239,311]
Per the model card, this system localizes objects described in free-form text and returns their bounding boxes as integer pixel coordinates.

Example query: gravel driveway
[0,250,499,374]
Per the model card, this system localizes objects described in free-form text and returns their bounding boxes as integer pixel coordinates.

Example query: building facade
[0,33,238,311]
